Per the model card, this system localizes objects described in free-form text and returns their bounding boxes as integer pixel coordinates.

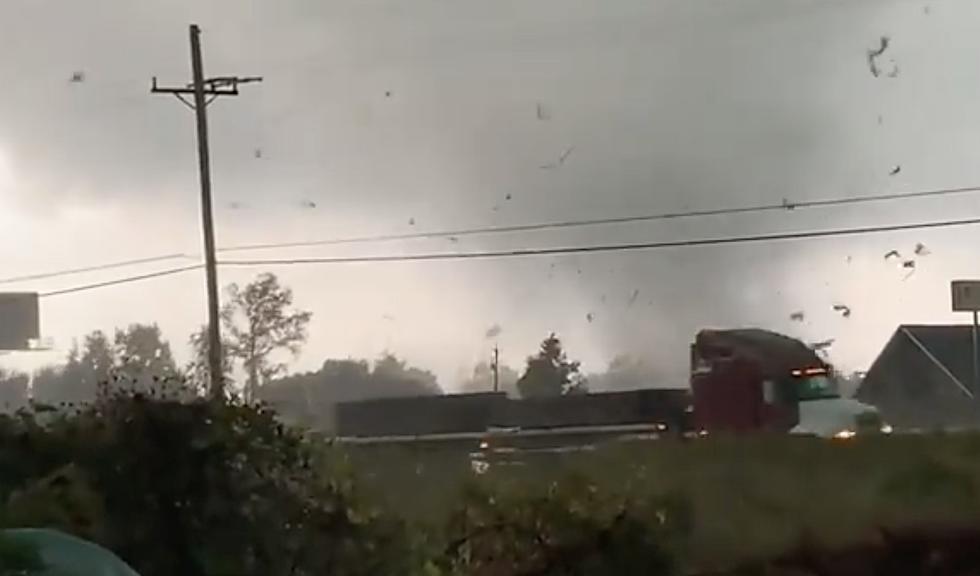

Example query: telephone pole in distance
[152,24,262,399]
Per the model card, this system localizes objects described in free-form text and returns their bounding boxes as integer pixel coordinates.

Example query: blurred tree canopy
[461,361,519,396]
[220,273,311,403]
[33,324,183,406]
[517,334,586,399]
[258,354,442,431]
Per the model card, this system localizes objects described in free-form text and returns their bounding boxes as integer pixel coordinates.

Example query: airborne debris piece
[228,201,245,210]
[627,288,640,307]
[914,242,930,256]
[540,146,575,170]
[586,312,594,323]
[485,324,502,339]
[833,304,852,318]
[447,236,459,243]
[536,102,551,121]
[790,311,805,322]
[889,165,901,176]
[385,90,392,98]
[408,217,416,226]
[300,199,317,209]
[877,114,884,126]
[505,193,512,201]
[902,259,917,280]
[867,36,891,78]
[254,148,263,159]
[781,198,796,210]
[886,63,900,78]
[382,314,395,322]
[811,339,836,351]
[884,249,901,261]
[69,71,85,83]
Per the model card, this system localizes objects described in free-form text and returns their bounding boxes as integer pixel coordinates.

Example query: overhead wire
[216,183,980,253]
[12,182,980,290]
[0,254,194,287]
[219,214,980,266]
[38,265,202,298]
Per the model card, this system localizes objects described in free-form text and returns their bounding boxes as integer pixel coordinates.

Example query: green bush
[438,475,688,576]
[0,392,418,576]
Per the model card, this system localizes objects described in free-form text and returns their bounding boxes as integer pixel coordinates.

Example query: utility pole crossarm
[150,23,261,400]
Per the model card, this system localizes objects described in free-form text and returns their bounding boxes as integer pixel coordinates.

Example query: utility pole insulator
[151,24,261,400]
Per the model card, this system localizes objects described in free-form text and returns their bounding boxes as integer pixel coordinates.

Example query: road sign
[0,292,39,350]
[952,280,980,312]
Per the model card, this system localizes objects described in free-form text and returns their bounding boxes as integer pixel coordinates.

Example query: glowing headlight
[478,441,489,449]
[834,429,856,440]
[880,424,894,435]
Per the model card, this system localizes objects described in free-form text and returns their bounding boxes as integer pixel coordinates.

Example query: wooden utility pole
[492,345,500,393]
[152,24,261,399]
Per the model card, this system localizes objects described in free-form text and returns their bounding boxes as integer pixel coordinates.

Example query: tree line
[0,273,668,427]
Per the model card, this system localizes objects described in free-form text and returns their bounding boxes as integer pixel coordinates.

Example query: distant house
[857,325,980,430]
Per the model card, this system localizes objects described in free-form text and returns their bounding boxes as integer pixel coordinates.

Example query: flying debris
[811,339,836,351]
[228,201,245,210]
[586,312,595,323]
[300,200,317,209]
[447,236,459,243]
[781,198,797,211]
[884,250,901,261]
[254,148,263,159]
[902,259,917,280]
[790,311,805,322]
[924,5,931,14]
[877,115,884,126]
[627,288,640,307]
[485,324,502,339]
[832,304,852,318]
[889,165,901,176]
[408,217,416,226]
[382,314,395,322]
[540,146,575,170]
[914,242,930,256]
[505,193,513,201]
[385,90,392,98]
[536,102,551,121]
[600,294,607,304]
[69,71,85,83]
[867,36,891,78]
[846,255,853,264]
[886,64,900,78]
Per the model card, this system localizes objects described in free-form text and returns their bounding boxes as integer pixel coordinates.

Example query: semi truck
[334,328,885,456]
[691,328,885,438]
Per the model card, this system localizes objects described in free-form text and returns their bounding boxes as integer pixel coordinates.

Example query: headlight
[834,429,856,440]
[880,424,894,435]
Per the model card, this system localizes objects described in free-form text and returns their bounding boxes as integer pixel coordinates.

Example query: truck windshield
[796,375,839,401]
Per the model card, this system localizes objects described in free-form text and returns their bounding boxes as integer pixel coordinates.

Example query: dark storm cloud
[0,0,976,384]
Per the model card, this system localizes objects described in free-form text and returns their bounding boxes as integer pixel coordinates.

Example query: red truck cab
[690,328,834,434]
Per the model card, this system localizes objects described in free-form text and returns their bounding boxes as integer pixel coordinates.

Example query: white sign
[951,280,980,312]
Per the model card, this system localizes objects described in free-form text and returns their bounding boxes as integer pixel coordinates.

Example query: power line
[8,183,980,288]
[216,183,980,253]
[0,254,193,286]
[39,265,202,298]
[217,214,980,267]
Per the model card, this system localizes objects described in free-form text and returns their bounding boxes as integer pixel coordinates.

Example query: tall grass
[344,434,980,569]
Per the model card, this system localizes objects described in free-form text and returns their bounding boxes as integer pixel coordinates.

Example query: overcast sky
[1,0,980,388]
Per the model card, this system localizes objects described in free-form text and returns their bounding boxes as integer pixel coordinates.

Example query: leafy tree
[461,361,519,396]
[516,333,586,398]
[221,274,312,403]
[185,324,234,396]
[0,369,28,413]
[114,323,178,392]
[34,325,185,406]
[259,354,442,431]
[588,355,663,392]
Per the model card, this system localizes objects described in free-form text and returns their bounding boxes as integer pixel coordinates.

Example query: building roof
[695,328,824,375]
[858,324,979,429]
